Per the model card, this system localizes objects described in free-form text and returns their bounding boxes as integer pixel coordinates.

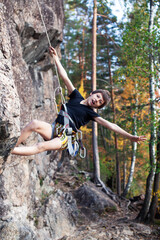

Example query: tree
[95,1,122,192]
[115,0,158,199]
[136,0,158,222]
[108,45,121,195]
[63,0,155,199]
[146,121,160,223]
[92,0,101,184]
[122,83,138,197]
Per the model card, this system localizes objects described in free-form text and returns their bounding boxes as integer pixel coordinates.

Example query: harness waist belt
[58,110,78,132]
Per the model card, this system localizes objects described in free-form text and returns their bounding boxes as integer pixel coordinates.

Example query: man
[12,47,146,156]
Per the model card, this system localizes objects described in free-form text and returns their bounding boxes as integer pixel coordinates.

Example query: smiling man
[12,47,146,156]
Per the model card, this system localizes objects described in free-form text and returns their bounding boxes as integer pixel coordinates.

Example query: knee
[29,119,40,131]
[37,142,46,153]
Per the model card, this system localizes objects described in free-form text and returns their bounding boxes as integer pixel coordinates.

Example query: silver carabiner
[77,130,82,140]
[80,147,86,159]
[74,140,79,154]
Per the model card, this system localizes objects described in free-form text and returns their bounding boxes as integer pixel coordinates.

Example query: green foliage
[100,154,115,180]
[63,0,120,93]
[39,176,44,186]
[54,179,58,185]
[62,0,159,199]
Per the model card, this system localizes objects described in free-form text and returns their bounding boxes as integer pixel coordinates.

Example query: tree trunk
[122,115,137,197]
[122,82,138,197]
[146,122,160,223]
[136,0,157,222]
[107,44,121,195]
[92,0,100,184]
[122,140,126,191]
[78,27,86,96]
[92,121,101,183]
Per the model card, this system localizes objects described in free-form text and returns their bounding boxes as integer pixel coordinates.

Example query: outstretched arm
[95,117,146,143]
[49,47,75,95]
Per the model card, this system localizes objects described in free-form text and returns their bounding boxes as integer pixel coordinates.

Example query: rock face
[0,1,77,239]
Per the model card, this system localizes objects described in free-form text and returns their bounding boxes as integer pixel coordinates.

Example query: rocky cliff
[0,1,77,239]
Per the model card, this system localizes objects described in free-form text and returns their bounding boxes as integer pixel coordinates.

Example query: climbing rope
[35,0,51,46]
[35,0,86,158]
[35,0,65,114]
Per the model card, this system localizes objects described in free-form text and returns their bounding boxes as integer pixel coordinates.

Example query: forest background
[56,0,159,222]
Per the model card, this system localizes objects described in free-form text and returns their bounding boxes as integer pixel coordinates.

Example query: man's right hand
[49,47,58,59]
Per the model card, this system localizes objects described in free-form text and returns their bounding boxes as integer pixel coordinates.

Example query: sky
[86,0,128,22]
[112,0,125,21]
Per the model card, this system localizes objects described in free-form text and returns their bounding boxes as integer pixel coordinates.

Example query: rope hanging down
[36,0,51,47]
[36,0,86,158]
[35,0,65,114]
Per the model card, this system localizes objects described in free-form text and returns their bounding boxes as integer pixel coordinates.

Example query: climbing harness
[35,0,86,158]
[58,104,86,158]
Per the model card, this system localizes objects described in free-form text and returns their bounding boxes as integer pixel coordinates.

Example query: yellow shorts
[54,123,76,150]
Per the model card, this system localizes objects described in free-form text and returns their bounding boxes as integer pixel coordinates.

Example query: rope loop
[53,86,65,114]
[54,86,62,96]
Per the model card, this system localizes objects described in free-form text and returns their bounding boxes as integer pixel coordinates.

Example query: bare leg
[16,120,52,146]
[12,137,62,156]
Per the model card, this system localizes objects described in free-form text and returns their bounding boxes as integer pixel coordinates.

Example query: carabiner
[80,147,86,159]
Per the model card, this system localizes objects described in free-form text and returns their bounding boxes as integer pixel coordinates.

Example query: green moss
[40,190,56,205]
[154,219,160,225]
[39,176,44,187]
[34,218,39,227]
[54,179,58,185]
[105,206,117,212]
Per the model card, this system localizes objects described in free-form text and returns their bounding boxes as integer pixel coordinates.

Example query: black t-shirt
[56,89,99,130]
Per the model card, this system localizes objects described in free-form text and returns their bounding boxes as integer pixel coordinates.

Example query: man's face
[88,92,104,108]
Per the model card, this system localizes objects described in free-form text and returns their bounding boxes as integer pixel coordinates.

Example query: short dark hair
[92,89,111,109]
